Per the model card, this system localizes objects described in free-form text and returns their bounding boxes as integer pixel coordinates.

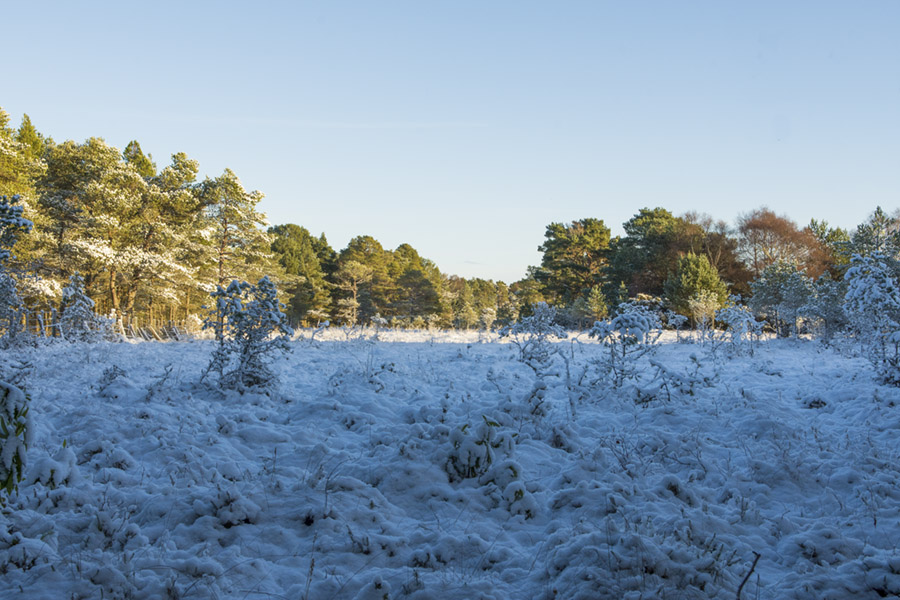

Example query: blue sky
[4,1,899,282]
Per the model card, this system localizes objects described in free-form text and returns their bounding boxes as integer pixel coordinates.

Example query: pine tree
[337,236,391,320]
[844,252,900,382]
[800,275,848,341]
[0,195,32,263]
[16,115,50,162]
[37,139,206,327]
[201,169,274,286]
[607,208,702,298]
[749,261,813,337]
[59,272,111,342]
[269,224,332,325]
[847,207,900,274]
[333,260,373,325]
[664,252,728,321]
[123,140,156,178]
[0,108,44,198]
[203,276,293,391]
[534,218,611,305]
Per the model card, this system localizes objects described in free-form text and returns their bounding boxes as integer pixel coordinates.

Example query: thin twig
[736,551,761,600]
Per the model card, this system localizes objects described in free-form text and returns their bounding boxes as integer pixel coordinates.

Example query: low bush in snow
[202,276,293,391]
[58,272,118,343]
[715,299,763,357]
[444,415,536,518]
[589,301,661,390]
[501,302,566,377]
[0,381,30,504]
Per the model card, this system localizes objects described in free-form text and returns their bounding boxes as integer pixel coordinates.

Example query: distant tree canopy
[0,103,881,332]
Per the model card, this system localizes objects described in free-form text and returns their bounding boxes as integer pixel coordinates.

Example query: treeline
[0,106,896,332]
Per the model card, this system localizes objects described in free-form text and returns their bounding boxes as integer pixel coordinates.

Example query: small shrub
[0,381,30,504]
[202,276,293,391]
[589,301,661,388]
[59,273,117,342]
[716,298,763,356]
[445,416,515,482]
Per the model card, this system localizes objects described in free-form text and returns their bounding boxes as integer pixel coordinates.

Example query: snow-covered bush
[0,195,33,347]
[0,195,32,264]
[642,354,718,402]
[715,298,763,356]
[501,302,566,377]
[749,261,813,337]
[59,272,116,342]
[0,270,25,346]
[445,416,515,482]
[589,301,661,389]
[800,275,849,342]
[686,290,722,345]
[444,415,535,518]
[202,276,293,391]
[664,310,689,342]
[843,253,900,383]
[0,381,30,504]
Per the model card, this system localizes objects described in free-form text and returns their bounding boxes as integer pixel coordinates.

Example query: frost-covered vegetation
[1,329,900,599]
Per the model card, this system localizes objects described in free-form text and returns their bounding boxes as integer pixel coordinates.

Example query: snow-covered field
[2,331,900,599]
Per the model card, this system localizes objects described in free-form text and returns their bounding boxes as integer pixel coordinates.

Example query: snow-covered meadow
[2,329,900,599]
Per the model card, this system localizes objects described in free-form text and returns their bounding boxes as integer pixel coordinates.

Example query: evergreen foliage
[201,169,274,286]
[845,207,900,275]
[59,272,112,342]
[15,114,49,162]
[843,253,900,383]
[0,109,45,198]
[715,299,763,355]
[0,381,30,504]
[589,301,661,388]
[122,140,156,178]
[269,224,333,325]
[534,218,610,305]
[608,208,694,298]
[203,276,293,391]
[800,275,849,341]
[0,195,32,263]
[0,103,895,336]
[749,262,813,338]
[664,252,728,321]
[502,302,566,376]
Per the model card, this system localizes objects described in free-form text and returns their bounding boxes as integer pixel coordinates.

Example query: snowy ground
[2,330,900,599]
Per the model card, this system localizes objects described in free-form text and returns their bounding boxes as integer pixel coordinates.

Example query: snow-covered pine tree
[799,275,848,342]
[203,276,293,391]
[715,297,763,355]
[589,300,661,388]
[844,252,900,383]
[59,272,112,342]
[0,381,31,504]
[0,195,32,262]
[0,195,32,502]
[502,302,566,376]
[0,270,25,347]
[748,261,813,337]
